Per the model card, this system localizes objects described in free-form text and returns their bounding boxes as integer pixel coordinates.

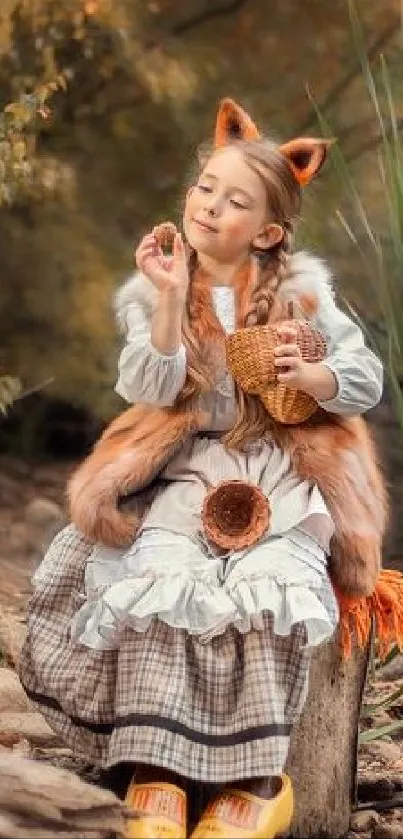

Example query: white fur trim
[279,251,335,302]
[113,252,335,334]
[113,270,157,335]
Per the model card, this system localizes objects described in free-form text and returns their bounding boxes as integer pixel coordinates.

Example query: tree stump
[285,637,368,838]
[188,636,368,838]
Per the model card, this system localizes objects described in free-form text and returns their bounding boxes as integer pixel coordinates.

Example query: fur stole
[67,252,388,597]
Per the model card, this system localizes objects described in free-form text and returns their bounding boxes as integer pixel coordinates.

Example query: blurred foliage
[0,0,402,454]
[312,0,403,432]
[0,40,68,414]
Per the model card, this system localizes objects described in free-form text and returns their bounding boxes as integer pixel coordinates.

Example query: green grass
[309,0,403,431]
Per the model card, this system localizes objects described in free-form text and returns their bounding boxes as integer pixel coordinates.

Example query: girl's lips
[193,218,218,233]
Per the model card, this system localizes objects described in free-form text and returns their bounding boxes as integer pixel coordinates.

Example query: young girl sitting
[18,99,384,839]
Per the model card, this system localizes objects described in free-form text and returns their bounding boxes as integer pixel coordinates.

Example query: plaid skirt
[18,524,339,782]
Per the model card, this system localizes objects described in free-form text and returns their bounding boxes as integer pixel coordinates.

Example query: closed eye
[197,184,213,193]
[230,199,247,209]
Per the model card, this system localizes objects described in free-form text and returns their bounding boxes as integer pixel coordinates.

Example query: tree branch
[61,0,254,123]
[299,19,400,134]
[171,0,252,37]
[345,118,403,162]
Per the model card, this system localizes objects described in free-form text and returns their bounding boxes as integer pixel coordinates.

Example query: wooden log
[0,753,126,838]
[188,637,368,838]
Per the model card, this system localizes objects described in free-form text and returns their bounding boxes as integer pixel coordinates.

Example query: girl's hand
[274,324,307,388]
[135,228,189,305]
[274,324,338,400]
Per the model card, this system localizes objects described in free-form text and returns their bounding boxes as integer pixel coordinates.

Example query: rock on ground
[0,608,26,667]
[0,668,31,713]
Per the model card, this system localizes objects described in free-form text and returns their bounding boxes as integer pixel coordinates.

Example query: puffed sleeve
[113,272,187,406]
[312,288,383,416]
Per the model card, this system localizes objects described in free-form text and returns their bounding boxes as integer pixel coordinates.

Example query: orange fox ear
[279,137,335,186]
[214,98,261,148]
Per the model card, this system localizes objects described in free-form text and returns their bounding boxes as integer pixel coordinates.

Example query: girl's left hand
[273,324,338,401]
[273,324,314,392]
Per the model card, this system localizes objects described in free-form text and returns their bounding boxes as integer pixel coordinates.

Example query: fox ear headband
[214,97,334,186]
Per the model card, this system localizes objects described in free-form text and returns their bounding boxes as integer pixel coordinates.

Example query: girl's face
[183,146,281,264]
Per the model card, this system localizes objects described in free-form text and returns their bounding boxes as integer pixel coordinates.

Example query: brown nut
[154,221,177,251]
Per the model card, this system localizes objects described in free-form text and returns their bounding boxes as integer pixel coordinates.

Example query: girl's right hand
[135,228,189,305]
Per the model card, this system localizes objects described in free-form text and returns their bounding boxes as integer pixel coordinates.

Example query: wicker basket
[225,318,327,425]
[224,325,275,393]
[261,383,318,424]
[201,479,271,551]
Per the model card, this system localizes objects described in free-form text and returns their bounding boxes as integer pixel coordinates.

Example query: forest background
[1,0,403,556]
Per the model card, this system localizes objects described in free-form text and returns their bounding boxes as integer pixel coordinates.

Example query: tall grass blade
[359,719,403,743]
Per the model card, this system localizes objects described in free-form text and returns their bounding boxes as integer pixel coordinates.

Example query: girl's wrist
[151,287,185,356]
[159,287,187,311]
[303,362,338,402]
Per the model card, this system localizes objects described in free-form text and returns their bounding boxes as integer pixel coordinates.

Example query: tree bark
[285,637,368,838]
[189,637,369,838]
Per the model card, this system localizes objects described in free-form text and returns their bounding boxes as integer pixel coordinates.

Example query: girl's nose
[205,197,220,217]
[205,198,220,218]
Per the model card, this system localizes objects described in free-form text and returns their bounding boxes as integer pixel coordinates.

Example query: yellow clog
[124,780,187,838]
[190,774,294,839]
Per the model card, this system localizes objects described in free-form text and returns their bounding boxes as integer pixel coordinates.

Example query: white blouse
[114,283,383,417]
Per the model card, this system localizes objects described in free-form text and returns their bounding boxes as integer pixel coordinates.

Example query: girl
[19,99,385,839]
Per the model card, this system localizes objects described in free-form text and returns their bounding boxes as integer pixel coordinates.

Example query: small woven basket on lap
[202,479,271,550]
[225,318,327,424]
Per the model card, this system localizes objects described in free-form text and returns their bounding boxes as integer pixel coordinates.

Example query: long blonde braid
[222,229,294,450]
[175,245,227,404]
[244,222,294,328]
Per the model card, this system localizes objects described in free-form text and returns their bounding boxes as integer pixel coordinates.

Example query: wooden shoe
[124,781,187,838]
[189,774,294,839]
